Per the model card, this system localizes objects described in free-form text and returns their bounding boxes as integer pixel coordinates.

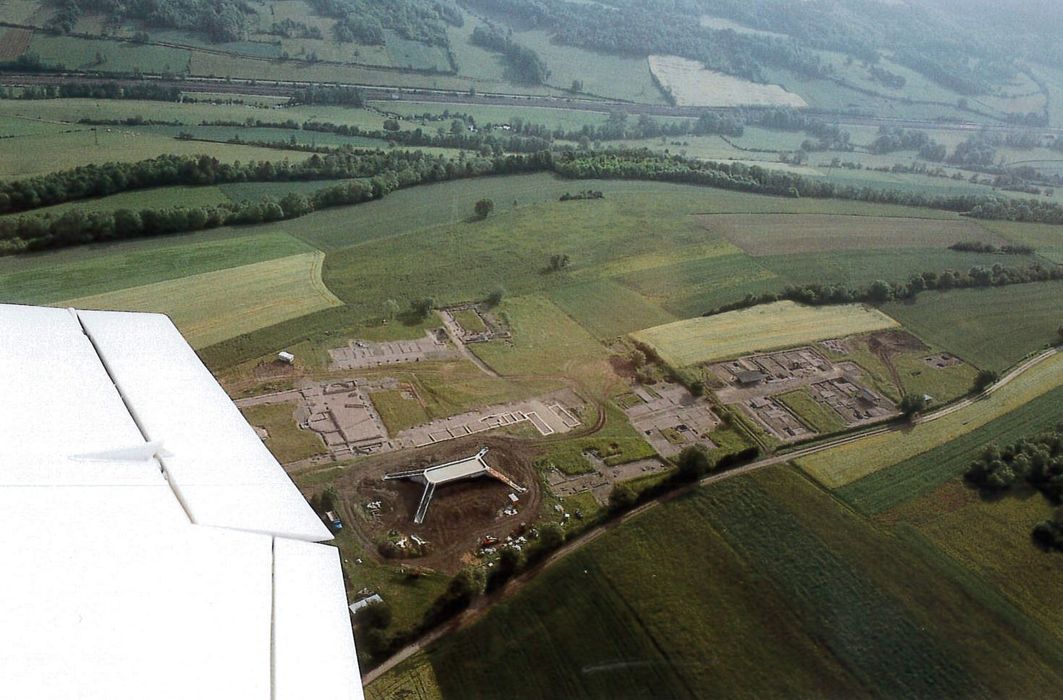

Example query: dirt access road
[362,347,1059,684]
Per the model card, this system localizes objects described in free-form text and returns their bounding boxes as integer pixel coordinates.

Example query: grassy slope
[882,282,1063,372]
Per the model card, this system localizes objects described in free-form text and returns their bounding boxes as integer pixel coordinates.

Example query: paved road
[362,346,1059,684]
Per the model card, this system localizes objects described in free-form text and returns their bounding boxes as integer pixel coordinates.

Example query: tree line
[7,148,1063,255]
[704,264,1063,317]
[1,81,183,102]
[551,149,1063,225]
[0,151,551,253]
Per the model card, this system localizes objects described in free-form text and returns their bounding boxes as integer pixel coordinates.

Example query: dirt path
[436,310,500,379]
[362,347,1060,684]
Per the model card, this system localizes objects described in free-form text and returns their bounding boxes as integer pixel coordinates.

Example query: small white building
[278,351,295,364]
[348,594,384,615]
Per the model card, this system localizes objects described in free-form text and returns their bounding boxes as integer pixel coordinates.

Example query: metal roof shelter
[0,304,363,700]
[384,448,525,524]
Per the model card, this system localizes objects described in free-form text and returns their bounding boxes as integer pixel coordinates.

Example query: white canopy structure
[0,304,363,700]
[384,448,525,524]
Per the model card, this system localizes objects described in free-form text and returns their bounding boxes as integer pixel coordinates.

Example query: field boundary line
[307,250,343,306]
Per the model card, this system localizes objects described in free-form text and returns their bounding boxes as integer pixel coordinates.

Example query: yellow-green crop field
[63,251,341,347]
[799,351,1063,488]
[632,300,898,367]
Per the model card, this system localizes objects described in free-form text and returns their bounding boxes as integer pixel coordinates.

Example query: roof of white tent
[0,303,363,700]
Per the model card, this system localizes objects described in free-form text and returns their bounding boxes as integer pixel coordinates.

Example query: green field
[240,401,327,463]
[0,229,313,303]
[838,386,1063,516]
[449,308,487,334]
[914,493,1063,635]
[758,248,1042,290]
[981,220,1063,264]
[633,301,899,367]
[63,251,341,347]
[415,466,1063,698]
[470,294,609,384]
[27,35,192,73]
[705,214,994,259]
[777,389,846,433]
[546,279,676,339]
[883,282,1063,372]
[371,389,431,433]
[0,128,308,179]
[799,351,1063,488]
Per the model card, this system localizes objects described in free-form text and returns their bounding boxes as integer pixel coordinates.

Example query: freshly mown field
[0,229,313,303]
[798,351,1063,488]
[882,282,1063,372]
[63,251,341,347]
[239,401,327,463]
[704,213,997,256]
[633,301,898,367]
[415,467,1063,699]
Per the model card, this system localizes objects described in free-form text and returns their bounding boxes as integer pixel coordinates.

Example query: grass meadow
[0,229,312,303]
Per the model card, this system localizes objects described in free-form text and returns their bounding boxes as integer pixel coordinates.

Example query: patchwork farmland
[3,1,1063,690]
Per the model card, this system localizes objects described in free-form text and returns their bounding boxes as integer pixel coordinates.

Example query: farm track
[2,71,1060,136]
[362,346,1060,684]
